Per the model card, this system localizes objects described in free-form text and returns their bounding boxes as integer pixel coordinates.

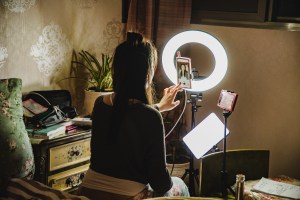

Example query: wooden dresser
[30,129,91,192]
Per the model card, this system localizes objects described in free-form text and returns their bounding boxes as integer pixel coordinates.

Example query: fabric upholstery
[3,178,89,200]
[0,78,35,188]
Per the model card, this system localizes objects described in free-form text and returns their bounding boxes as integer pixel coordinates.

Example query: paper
[252,177,300,199]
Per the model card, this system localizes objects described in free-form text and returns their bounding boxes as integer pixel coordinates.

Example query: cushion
[0,78,35,188]
[4,178,89,200]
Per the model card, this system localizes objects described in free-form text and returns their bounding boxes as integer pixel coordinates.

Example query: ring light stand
[162,30,228,196]
[181,92,202,196]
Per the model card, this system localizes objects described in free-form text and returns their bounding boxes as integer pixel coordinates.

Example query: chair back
[199,149,270,196]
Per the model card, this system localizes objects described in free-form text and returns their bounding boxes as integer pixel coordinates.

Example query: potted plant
[69,50,113,116]
[71,50,113,92]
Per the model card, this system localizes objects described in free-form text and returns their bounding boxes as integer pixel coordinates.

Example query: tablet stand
[221,110,235,198]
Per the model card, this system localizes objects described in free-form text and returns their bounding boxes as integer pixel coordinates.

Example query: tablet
[183,113,229,159]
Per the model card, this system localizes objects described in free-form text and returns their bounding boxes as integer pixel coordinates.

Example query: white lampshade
[162,30,228,92]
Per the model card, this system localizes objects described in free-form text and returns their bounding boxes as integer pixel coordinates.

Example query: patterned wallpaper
[0,0,124,93]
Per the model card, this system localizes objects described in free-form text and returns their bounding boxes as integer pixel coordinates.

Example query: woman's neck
[104,93,143,106]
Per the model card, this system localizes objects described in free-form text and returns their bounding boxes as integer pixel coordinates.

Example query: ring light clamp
[162,30,228,92]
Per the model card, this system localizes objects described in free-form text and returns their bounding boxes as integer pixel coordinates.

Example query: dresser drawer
[48,164,89,191]
[49,138,91,171]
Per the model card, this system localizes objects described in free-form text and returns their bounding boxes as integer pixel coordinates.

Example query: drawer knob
[68,148,82,158]
[65,173,84,188]
[71,150,80,156]
[66,177,73,186]
[80,173,85,180]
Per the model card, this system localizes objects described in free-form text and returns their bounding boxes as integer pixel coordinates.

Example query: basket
[167,162,189,178]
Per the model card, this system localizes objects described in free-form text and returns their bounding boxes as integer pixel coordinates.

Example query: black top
[90,96,172,195]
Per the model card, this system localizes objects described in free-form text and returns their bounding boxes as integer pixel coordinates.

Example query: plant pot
[82,90,113,116]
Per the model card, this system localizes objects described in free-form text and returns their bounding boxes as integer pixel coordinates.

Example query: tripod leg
[188,172,195,196]
[221,170,228,198]
[194,174,199,186]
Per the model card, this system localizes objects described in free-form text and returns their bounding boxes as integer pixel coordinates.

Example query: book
[27,121,73,139]
[71,118,92,126]
[252,177,300,199]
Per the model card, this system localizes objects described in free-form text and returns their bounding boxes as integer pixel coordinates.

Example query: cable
[28,91,52,106]
[165,89,187,138]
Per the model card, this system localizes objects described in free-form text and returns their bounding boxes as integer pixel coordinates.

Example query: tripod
[181,93,202,196]
[221,110,235,198]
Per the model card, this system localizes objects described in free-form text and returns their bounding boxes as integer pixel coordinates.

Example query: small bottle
[235,174,245,200]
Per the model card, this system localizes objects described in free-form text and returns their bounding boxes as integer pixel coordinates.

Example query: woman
[78,32,189,199]
[178,63,191,88]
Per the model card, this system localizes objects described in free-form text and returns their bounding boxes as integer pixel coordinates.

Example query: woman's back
[90,96,171,193]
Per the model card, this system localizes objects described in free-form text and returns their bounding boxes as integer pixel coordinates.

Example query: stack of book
[26,121,77,139]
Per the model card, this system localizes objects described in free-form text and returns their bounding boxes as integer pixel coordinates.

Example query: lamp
[162,30,228,92]
[161,30,228,196]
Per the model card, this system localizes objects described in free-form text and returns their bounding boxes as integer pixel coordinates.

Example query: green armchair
[0,78,35,191]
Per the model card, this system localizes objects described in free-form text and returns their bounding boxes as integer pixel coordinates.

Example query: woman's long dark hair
[109,32,157,140]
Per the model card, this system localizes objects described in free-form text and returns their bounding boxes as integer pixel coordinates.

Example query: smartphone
[217,90,238,112]
[176,57,192,89]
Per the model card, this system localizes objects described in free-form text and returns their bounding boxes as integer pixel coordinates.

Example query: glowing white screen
[183,113,229,159]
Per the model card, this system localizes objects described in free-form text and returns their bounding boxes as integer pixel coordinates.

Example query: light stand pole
[181,93,202,196]
[221,110,235,198]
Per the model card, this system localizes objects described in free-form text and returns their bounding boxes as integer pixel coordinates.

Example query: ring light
[162,30,228,92]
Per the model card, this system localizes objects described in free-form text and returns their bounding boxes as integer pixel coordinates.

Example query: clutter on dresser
[22,90,80,140]
[22,90,78,128]
[18,89,92,192]
[26,120,77,139]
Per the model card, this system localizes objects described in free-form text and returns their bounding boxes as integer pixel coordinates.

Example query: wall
[0,0,124,112]
[185,24,300,179]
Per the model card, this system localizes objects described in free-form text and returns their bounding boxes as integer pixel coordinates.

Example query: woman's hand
[155,84,183,112]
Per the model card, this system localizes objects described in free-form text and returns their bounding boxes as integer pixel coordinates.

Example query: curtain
[126,0,192,140]
[126,0,192,90]
[126,0,156,39]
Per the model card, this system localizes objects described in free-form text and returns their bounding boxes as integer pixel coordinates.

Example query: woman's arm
[154,84,182,112]
[145,111,172,195]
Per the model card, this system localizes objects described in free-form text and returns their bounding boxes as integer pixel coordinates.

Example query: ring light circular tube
[162,30,228,92]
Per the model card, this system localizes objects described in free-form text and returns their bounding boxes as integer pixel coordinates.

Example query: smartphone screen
[217,90,238,112]
[176,57,192,89]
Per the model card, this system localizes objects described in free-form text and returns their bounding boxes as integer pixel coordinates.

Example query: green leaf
[63,50,113,91]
